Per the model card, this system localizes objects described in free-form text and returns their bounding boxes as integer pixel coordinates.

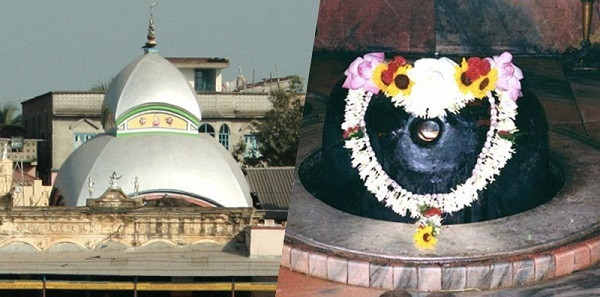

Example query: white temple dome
[54,28,251,206]
[102,53,202,135]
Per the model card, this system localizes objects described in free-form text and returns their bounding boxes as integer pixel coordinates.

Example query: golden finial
[144,2,158,50]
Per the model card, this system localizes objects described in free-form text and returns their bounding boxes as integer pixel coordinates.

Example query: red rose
[343,126,360,139]
[465,57,491,81]
[498,130,510,137]
[343,130,351,139]
[381,56,408,85]
[423,207,442,217]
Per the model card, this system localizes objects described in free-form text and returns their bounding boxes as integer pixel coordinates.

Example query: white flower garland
[342,88,518,219]
[340,53,524,248]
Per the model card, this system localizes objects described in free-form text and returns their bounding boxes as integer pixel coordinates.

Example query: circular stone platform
[281,127,600,292]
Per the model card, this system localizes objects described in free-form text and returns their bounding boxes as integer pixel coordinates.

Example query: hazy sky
[0,0,319,107]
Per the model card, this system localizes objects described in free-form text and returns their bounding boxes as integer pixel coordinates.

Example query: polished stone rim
[285,128,600,264]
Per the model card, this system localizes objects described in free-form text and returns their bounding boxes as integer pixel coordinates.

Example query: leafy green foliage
[233,140,261,167]
[241,76,304,167]
[90,78,114,92]
[0,104,23,137]
[90,82,110,92]
[0,104,21,126]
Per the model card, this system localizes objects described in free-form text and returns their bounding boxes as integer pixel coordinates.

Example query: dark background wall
[313,0,436,53]
[315,0,600,54]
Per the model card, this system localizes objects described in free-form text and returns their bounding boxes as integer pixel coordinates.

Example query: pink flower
[486,52,523,101]
[343,126,361,139]
[343,52,384,94]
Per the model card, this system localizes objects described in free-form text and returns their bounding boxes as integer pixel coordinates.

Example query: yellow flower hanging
[413,225,437,249]
[455,58,498,99]
[372,56,413,97]
[372,63,389,92]
[384,65,413,97]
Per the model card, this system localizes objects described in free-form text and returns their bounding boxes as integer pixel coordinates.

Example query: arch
[139,239,177,249]
[140,192,218,207]
[190,239,224,246]
[219,124,230,150]
[0,241,40,252]
[198,123,215,137]
[44,240,87,252]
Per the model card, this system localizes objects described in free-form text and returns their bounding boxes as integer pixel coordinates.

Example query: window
[244,134,261,158]
[73,133,96,149]
[198,123,215,137]
[194,69,216,92]
[218,124,230,150]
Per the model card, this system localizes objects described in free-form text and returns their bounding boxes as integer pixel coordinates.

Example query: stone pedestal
[86,187,143,209]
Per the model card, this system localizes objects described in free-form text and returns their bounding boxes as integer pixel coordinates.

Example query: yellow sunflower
[454,58,498,99]
[384,65,413,97]
[372,63,389,92]
[413,225,437,249]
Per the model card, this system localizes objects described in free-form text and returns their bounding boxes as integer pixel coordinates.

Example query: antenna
[237,66,247,89]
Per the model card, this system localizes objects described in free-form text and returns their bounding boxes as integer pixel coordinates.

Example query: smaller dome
[102,53,202,134]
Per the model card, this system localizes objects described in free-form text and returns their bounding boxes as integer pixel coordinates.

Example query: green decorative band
[115,104,201,127]
[116,130,199,138]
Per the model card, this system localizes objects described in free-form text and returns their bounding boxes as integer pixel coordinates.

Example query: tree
[90,78,114,92]
[0,104,24,137]
[0,104,22,126]
[240,76,304,167]
[90,82,110,92]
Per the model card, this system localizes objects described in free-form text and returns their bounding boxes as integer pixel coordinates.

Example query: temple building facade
[0,17,287,297]
[21,61,279,185]
[52,46,253,208]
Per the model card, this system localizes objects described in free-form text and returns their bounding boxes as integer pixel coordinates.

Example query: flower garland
[341,52,523,249]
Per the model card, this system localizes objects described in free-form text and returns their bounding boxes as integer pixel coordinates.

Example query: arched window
[219,124,230,150]
[198,123,215,137]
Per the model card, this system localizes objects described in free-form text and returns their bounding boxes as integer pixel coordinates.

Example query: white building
[22,59,277,184]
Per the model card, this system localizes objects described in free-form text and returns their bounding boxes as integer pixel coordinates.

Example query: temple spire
[144,2,158,52]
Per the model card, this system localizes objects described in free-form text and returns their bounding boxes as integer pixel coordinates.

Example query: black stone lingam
[302,79,555,224]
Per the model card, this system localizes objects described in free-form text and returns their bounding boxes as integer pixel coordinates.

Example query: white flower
[396,58,462,118]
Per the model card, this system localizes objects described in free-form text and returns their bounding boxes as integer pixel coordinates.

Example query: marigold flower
[414,225,437,249]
